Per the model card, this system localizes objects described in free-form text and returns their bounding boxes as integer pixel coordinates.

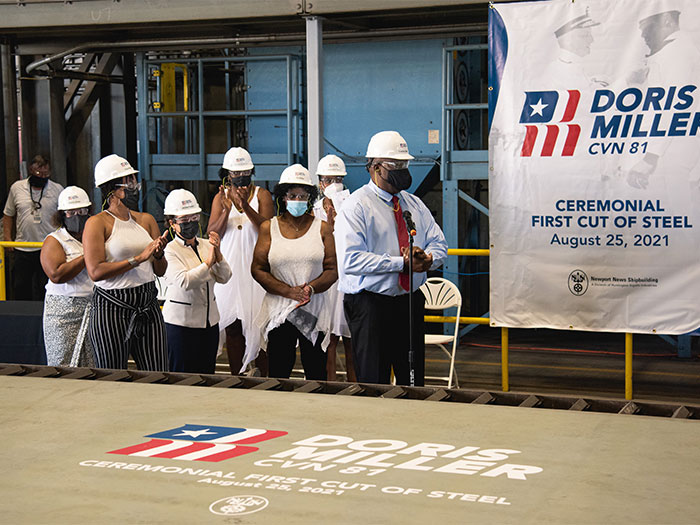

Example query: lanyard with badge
[29,181,44,224]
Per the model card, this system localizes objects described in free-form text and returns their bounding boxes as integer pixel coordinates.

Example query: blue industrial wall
[247,38,446,191]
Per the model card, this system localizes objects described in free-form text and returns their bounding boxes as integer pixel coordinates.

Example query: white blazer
[162,236,232,329]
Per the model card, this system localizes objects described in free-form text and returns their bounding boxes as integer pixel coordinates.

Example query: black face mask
[231,175,252,188]
[29,175,49,188]
[384,168,412,191]
[64,215,89,235]
[178,221,200,240]
[120,189,140,211]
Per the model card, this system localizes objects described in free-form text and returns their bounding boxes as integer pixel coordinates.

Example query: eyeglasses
[115,181,142,191]
[379,160,409,170]
[286,192,310,201]
[228,169,253,177]
[319,176,344,185]
[175,214,200,224]
[64,208,90,217]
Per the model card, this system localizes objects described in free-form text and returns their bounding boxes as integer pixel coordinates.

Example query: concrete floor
[1,374,699,524]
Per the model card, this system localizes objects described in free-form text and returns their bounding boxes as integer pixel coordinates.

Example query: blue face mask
[286,200,307,217]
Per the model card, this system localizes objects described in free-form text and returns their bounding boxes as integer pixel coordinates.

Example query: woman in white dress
[40,186,94,367]
[311,154,356,382]
[207,147,274,374]
[251,164,337,380]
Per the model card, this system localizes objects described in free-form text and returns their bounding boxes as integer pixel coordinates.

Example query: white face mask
[323,182,344,198]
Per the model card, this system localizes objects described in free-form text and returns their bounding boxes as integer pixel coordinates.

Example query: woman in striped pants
[83,154,169,370]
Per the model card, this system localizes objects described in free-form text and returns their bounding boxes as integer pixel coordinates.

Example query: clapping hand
[207,231,222,264]
[323,198,336,227]
[218,185,232,211]
[138,236,167,263]
[230,186,249,210]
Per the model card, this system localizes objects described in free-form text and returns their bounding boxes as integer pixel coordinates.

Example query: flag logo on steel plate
[108,424,287,462]
[519,90,581,157]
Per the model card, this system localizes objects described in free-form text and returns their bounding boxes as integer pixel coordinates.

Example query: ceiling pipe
[25,23,485,75]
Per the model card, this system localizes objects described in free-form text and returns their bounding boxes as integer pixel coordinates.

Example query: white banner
[489,0,700,334]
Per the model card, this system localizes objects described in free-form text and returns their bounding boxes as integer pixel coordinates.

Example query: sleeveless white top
[96,211,155,290]
[44,227,93,297]
[214,186,266,369]
[255,216,331,351]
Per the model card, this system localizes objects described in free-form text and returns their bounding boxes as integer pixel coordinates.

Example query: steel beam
[305,16,323,179]
[65,52,119,152]
[122,53,137,168]
[62,53,95,111]
[0,0,486,29]
[48,76,67,186]
[1,43,19,195]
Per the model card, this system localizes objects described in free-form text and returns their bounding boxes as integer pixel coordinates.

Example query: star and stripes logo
[107,424,287,463]
[519,90,581,157]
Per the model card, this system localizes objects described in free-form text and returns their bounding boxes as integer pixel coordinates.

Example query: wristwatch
[127,256,139,267]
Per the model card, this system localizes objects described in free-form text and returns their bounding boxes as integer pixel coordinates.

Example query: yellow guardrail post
[625,332,633,400]
[501,327,509,392]
[0,246,5,301]
[0,241,45,301]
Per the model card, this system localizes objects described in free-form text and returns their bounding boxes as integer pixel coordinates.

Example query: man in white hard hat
[3,154,64,300]
[335,131,447,386]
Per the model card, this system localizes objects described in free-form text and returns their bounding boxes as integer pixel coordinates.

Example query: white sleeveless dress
[312,199,350,338]
[214,186,265,370]
[255,216,331,352]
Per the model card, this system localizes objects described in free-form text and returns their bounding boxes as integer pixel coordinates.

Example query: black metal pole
[408,232,415,387]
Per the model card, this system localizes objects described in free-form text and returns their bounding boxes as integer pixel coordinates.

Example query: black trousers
[267,321,327,380]
[166,322,219,374]
[344,290,425,386]
[12,250,47,301]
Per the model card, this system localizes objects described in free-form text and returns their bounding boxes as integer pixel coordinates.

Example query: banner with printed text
[489,0,700,333]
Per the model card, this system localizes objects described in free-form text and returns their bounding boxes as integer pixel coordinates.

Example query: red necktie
[392,196,410,291]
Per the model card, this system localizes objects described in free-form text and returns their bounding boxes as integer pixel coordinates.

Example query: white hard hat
[279,164,313,186]
[365,131,414,160]
[94,154,138,188]
[57,186,91,211]
[316,154,347,176]
[164,189,202,216]
[222,147,254,171]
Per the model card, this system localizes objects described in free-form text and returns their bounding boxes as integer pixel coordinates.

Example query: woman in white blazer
[162,189,232,373]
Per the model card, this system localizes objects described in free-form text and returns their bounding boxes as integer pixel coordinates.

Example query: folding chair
[420,277,462,388]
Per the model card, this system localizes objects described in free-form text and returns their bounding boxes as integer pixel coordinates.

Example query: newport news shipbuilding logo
[519,90,582,157]
[108,424,287,463]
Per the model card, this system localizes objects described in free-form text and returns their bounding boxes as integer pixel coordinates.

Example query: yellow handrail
[625,333,633,400]
[0,242,44,248]
[447,248,489,256]
[0,242,44,301]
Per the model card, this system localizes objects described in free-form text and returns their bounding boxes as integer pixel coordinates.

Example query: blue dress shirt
[335,180,448,296]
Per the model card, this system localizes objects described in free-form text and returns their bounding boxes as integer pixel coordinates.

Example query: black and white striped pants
[89,281,168,371]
